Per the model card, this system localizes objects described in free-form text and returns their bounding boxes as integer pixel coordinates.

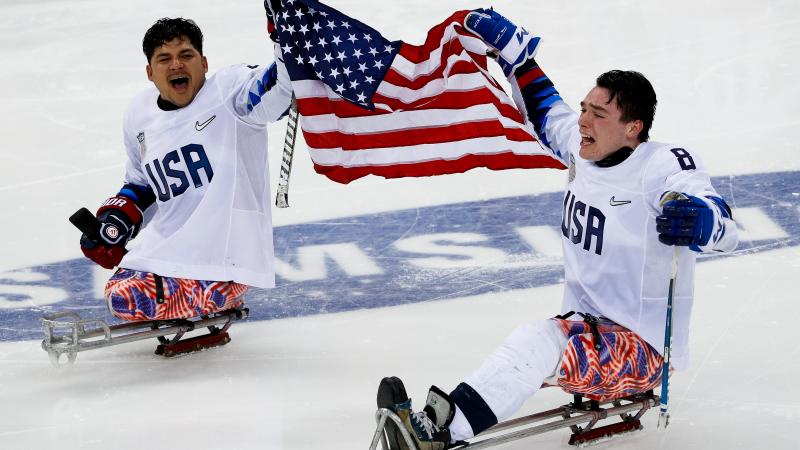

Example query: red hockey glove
[80,196,142,269]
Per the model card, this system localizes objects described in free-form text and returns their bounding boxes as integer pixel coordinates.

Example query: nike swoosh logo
[195,115,216,131]
[609,196,632,206]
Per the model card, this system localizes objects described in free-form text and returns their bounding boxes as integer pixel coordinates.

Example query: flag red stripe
[296,86,525,123]
[383,51,486,90]
[312,152,565,184]
[282,8,562,184]
[396,10,473,64]
[303,120,534,150]
[373,89,525,123]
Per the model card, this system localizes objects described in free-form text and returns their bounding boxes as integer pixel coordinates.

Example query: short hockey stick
[658,245,678,429]
[657,191,686,429]
[275,93,299,208]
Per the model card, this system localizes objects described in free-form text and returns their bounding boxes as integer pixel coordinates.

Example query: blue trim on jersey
[517,61,562,149]
[539,94,560,109]
[539,116,562,159]
[118,188,137,201]
[537,86,558,99]
[117,183,156,211]
[247,63,279,112]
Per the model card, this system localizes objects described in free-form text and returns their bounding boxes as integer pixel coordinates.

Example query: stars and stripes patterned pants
[551,318,664,402]
[451,317,664,440]
[104,268,248,322]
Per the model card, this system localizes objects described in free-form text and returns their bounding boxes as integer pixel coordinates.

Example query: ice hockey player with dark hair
[376,8,739,449]
[78,15,292,322]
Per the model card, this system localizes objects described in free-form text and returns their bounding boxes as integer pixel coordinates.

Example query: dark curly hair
[596,70,657,142]
[142,17,203,62]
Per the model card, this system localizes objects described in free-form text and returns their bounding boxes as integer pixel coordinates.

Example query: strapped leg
[104,269,248,322]
[550,318,664,402]
[450,319,569,441]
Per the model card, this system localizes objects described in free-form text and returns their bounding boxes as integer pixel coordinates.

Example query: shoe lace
[410,410,439,440]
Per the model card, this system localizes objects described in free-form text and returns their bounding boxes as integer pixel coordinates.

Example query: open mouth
[581,134,595,146]
[169,76,189,90]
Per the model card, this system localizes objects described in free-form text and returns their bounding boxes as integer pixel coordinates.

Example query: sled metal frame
[41,308,248,367]
[369,391,658,449]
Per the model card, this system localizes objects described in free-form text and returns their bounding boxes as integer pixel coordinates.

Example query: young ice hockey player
[377,8,739,449]
[78,17,292,321]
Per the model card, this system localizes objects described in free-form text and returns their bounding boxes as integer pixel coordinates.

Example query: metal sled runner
[369,391,659,449]
[41,307,248,367]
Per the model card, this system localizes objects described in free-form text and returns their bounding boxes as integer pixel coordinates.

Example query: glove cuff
[97,196,143,225]
[464,9,540,77]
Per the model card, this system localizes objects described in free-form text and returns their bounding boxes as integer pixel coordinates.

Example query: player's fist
[80,237,127,270]
[264,0,283,43]
[464,8,540,76]
[656,194,715,251]
[80,196,142,269]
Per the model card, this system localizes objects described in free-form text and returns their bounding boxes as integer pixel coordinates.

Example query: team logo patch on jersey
[136,131,146,156]
[568,154,576,182]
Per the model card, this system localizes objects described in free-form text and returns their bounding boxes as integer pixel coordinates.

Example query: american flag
[273,0,565,184]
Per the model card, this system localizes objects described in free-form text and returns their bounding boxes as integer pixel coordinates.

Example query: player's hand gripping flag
[272,0,565,184]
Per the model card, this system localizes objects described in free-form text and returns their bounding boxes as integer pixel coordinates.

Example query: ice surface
[1,1,799,449]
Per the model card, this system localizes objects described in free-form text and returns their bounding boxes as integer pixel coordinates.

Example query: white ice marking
[0,284,68,309]
[0,270,50,283]
[393,232,508,269]
[274,243,384,281]
[515,225,563,258]
[733,207,790,241]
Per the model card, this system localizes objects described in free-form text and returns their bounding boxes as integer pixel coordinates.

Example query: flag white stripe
[293,69,516,111]
[376,71,516,108]
[307,135,551,167]
[389,33,488,80]
[300,102,535,135]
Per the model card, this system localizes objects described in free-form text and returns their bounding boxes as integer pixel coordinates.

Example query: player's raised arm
[464,8,577,165]
[225,1,293,125]
[227,53,293,125]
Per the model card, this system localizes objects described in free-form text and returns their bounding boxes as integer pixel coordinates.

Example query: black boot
[377,377,455,450]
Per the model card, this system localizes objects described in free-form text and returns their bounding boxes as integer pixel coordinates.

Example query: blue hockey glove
[464,8,541,76]
[656,194,717,252]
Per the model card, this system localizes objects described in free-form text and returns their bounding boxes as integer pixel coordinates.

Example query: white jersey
[542,100,738,370]
[119,62,292,288]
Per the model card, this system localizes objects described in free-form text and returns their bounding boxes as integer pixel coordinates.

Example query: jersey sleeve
[219,51,293,126]
[645,146,738,253]
[120,110,157,216]
[507,59,577,167]
[537,100,580,166]
[121,111,149,188]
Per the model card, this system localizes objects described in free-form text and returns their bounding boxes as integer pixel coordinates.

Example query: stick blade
[69,207,101,239]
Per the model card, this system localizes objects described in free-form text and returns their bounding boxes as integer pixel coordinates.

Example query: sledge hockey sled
[369,390,659,449]
[41,307,248,367]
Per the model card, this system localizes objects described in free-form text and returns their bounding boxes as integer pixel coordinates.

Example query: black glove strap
[153,273,165,305]
[554,311,605,352]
